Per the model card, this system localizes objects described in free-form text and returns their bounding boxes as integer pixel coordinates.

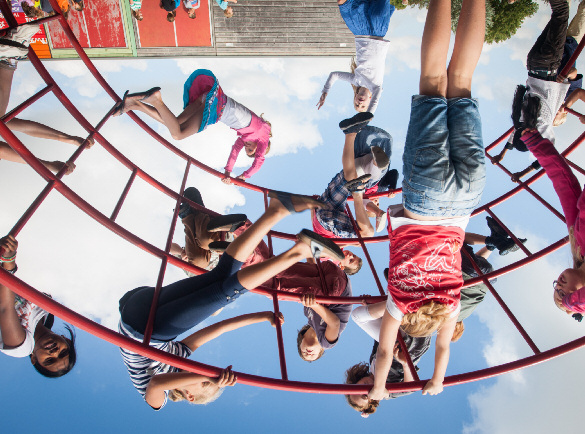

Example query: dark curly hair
[344,362,380,416]
[511,85,541,130]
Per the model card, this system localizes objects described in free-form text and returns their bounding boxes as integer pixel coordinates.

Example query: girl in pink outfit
[114,69,272,183]
[520,130,585,316]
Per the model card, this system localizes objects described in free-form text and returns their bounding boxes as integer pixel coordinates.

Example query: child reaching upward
[114,69,271,183]
[369,0,486,401]
[317,0,395,113]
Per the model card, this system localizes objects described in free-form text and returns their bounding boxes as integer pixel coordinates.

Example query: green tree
[390,0,539,44]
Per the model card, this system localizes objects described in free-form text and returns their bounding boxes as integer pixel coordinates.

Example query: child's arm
[510,162,538,183]
[562,88,585,111]
[223,137,245,179]
[521,130,583,230]
[180,311,282,351]
[422,316,456,395]
[0,235,25,349]
[320,71,355,102]
[368,310,401,401]
[145,367,236,409]
[239,140,268,180]
[301,293,340,344]
[367,86,381,113]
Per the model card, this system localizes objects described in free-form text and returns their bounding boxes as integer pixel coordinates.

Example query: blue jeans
[339,0,395,37]
[402,96,485,217]
[119,253,246,341]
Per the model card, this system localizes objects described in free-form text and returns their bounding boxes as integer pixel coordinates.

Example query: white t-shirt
[220,96,252,130]
[321,37,390,113]
[525,77,570,144]
[355,153,383,184]
[0,295,47,358]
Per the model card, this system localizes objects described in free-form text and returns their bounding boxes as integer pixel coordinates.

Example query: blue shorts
[402,96,485,217]
[339,0,395,38]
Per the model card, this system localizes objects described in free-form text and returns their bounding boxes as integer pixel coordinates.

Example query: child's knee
[419,73,448,97]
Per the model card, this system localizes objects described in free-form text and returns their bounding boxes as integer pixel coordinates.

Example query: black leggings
[119,254,246,341]
[527,0,570,73]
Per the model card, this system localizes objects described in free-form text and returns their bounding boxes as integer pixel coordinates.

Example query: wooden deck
[137,0,355,57]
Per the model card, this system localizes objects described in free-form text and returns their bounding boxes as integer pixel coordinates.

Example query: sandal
[268,190,325,214]
[297,229,344,261]
[113,90,129,116]
[207,214,247,232]
[345,174,371,193]
[127,86,162,102]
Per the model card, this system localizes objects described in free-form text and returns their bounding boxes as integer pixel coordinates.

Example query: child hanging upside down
[118,190,345,410]
[318,0,395,113]
[114,69,271,183]
[369,0,486,401]
[312,117,391,241]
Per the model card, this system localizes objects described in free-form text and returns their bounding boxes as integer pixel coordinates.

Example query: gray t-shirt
[304,278,352,349]
[369,331,431,399]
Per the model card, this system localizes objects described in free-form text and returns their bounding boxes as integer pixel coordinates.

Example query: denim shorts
[402,95,485,217]
[339,0,395,37]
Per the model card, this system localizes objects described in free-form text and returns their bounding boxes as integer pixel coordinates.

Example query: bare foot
[44,160,76,175]
[71,136,94,148]
[141,89,162,105]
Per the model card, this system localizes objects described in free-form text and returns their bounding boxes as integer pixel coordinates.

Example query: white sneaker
[0,43,28,59]
[6,23,40,47]
[375,212,387,233]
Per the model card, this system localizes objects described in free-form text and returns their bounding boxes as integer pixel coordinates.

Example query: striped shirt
[119,321,192,410]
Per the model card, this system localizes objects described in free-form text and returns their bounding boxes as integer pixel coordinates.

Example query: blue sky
[1,4,585,433]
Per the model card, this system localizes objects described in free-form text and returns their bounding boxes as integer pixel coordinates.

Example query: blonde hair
[451,321,464,342]
[344,362,379,415]
[553,111,568,127]
[400,301,451,337]
[570,227,584,269]
[344,256,363,276]
[168,385,223,405]
[224,7,233,17]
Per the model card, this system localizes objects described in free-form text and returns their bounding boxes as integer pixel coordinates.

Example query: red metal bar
[0,0,18,27]
[142,160,191,344]
[560,35,585,77]
[111,169,138,221]
[5,268,581,394]
[271,293,288,381]
[460,247,540,354]
[2,84,54,123]
[344,203,384,296]
[262,190,289,380]
[485,127,514,154]
[396,333,419,382]
[565,157,585,177]
[485,209,531,257]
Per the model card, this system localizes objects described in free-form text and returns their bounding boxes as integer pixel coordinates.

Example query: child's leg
[464,232,487,245]
[225,194,320,262]
[419,0,452,97]
[351,191,374,237]
[0,66,15,116]
[446,0,485,98]
[123,91,204,140]
[342,133,358,181]
[236,241,312,290]
[526,0,570,73]
[567,0,585,43]
[6,118,86,147]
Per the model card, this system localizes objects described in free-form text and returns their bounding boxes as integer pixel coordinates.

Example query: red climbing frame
[1,1,585,395]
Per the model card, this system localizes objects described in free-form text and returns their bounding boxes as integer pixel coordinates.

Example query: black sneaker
[178,187,205,219]
[339,112,373,134]
[207,214,247,232]
[209,241,230,252]
[486,216,508,238]
[488,236,527,256]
